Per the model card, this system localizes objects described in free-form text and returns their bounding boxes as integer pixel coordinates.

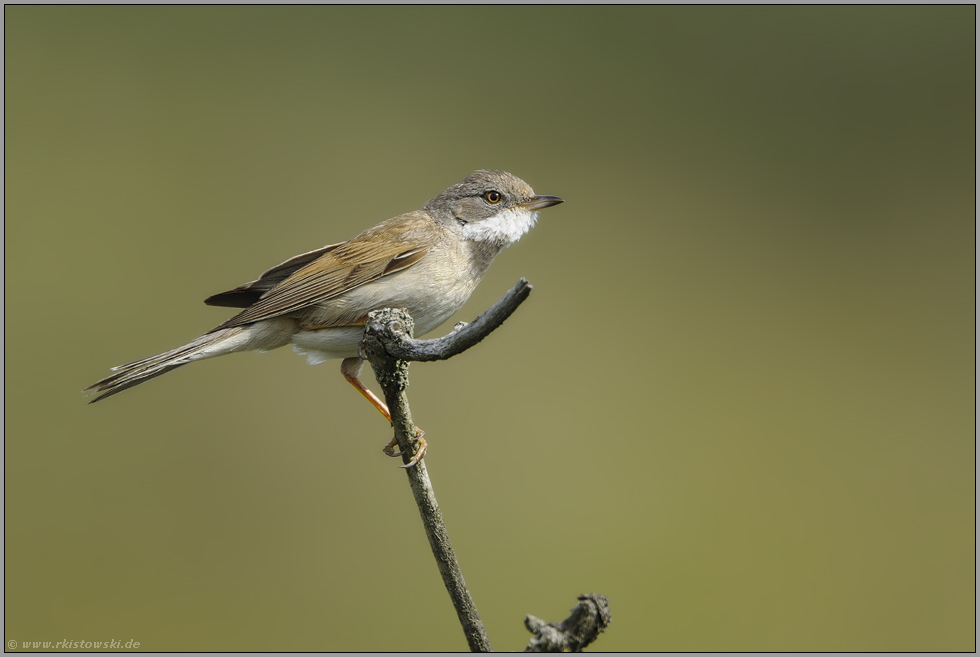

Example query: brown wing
[208,213,433,332]
[204,242,344,308]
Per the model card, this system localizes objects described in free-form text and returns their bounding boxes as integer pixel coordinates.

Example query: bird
[86,169,563,465]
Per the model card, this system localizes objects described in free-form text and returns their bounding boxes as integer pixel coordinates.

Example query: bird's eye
[484,191,502,204]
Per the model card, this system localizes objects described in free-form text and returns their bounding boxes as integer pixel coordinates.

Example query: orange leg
[340,357,427,468]
[341,357,391,421]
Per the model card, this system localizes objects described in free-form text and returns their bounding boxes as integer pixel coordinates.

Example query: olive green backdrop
[4,6,974,652]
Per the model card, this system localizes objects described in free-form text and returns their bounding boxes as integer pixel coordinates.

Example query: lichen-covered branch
[359,282,611,653]
[524,594,612,652]
[358,280,536,652]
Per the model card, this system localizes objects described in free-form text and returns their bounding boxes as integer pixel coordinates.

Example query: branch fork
[357,279,610,652]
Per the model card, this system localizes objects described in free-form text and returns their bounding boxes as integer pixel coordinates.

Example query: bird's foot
[383,428,427,468]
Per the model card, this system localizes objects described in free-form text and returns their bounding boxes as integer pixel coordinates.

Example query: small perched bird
[87,169,563,464]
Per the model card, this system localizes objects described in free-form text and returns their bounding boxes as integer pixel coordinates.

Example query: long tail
[86,327,248,403]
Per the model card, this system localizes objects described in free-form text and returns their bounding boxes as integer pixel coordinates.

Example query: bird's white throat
[459,207,539,246]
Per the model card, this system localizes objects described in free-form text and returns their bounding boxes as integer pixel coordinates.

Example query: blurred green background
[4,6,974,652]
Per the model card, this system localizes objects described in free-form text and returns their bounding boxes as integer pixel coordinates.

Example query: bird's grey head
[425,170,563,247]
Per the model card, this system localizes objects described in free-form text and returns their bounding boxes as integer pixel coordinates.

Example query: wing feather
[204,242,344,308]
[208,213,435,332]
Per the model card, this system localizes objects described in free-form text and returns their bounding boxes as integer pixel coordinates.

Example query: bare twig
[524,594,612,652]
[358,279,534,652]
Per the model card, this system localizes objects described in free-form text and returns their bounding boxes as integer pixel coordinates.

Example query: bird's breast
[297,238,501,338]
[356,240,497,335]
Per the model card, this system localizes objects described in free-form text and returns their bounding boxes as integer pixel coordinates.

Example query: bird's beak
[520,195,564,211]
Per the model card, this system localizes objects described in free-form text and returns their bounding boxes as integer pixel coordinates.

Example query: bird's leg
[341,356,391,421]
[340,357,426,468]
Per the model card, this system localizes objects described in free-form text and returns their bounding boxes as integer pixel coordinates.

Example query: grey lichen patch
[377,356,411,390]
[363,308,415,391]
[368,307,415,340]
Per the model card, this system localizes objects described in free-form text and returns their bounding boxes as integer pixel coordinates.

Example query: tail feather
[86,329,244,403]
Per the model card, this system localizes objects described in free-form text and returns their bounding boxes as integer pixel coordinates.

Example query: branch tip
[524,594,611,652]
